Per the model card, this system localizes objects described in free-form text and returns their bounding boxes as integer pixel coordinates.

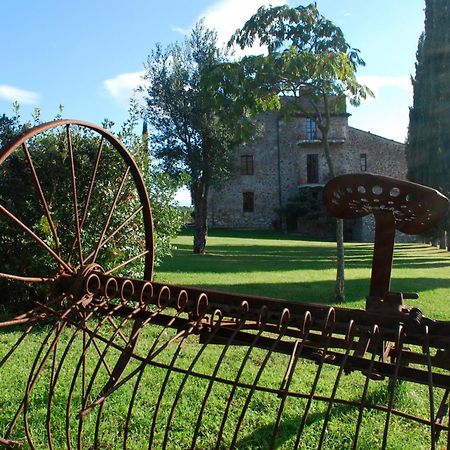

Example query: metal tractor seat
[0,120,449,449]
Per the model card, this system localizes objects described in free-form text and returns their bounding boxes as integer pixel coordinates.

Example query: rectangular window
[360,153,367,172]
[307,154,319,183]
[240,154,254,175]
[306,118,318,140]
[243,191,254,212]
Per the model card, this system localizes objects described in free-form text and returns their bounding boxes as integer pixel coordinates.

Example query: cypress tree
[406,0,450,243]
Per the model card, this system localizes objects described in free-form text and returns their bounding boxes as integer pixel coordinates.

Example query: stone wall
[207,109,408,241]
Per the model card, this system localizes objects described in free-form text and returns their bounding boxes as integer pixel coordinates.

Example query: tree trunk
[320,117,345,302]
[439,229,447,249]
[192,183,208,254]
[335,218,345,301]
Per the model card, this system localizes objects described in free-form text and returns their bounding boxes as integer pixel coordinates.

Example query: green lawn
[156,228,450,320]
[1,229,450,449]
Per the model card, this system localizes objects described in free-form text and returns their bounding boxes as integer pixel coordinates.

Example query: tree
[406,0,450,247]
[0,104,185,306]
[142,21,278,254]
[230,3,373,301]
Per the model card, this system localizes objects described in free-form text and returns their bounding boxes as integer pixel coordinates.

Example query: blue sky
[1,1,424,202]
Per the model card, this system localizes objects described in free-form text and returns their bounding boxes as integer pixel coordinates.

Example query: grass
[1,229,450,449]
[155,228,450,319]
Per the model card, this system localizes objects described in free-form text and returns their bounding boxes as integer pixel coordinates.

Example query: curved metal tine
[0,325,34,369]
[0,313,46,329]
[23,322,68,448]
[317,321,357,449]
[0,436,22,447]
[190,308,249,449]
[0,294,66,330]
[214,307,271,449]
[159,312,225,450]
[104,249,149,276]
[20,297,93,446]
[46,321,77,450]
[123,304,187,448]
[0,309,51,329]
[79,316,91,450]
[77,299,158,447]
[5,297,75,441]
[50,321,111,450]
[269,314,312,449]
[228,323,289,449]
[91,167,130,265]
[82,313,87,402]
[381,326,405,450]
[148,312,209,449]
[423,325,437,449]
[433,390,450,446]
[352,325,381,450]
[78,306,166,418]
[99,308,182,447]
[73,301,142,449]
[67,136,104,265]
[293,308,336,449]
[448,405,450,450]
[63,299,118,450]
[107,315,130,345]
[66,125,84,266]
[145,328,190,448]
[0,203,73,273]
[22,142,61,256]
[83,205,144,266]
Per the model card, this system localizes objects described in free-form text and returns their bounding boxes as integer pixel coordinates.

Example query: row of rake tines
[0,277,448,449]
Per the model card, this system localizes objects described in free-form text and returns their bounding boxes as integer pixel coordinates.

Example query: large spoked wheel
[0,119,154,307]
[0,120,155,448]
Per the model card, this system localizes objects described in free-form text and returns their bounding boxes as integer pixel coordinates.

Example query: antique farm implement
[0,120,450,449]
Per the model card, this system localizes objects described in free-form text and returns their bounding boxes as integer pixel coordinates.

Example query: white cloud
[202,0,284,46]
[104,1,283,107]
[0,84,40,105]
[103,71,147,107]
[358,75,412,102]
[173,0,285,56]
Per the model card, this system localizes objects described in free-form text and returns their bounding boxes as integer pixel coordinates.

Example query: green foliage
[229,3,374,301]
[229,3,373,132]
[406,0,450,238]
[284,186,328,219]
[142,20,278,253]
[142,22,231,184]
[0,104,184,305]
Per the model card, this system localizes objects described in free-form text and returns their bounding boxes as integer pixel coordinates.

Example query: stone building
[207,98,407,241]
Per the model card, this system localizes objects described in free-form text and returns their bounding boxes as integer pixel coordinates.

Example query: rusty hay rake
[0,120,450,449]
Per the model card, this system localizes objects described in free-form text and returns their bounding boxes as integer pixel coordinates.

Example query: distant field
[156,229,450,320]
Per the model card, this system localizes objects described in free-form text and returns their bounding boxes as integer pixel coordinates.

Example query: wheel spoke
[104,250,149,275]
[0,272,53,283]
[0,203,73,273]
[67,137,104,265]
[22,142,61,256]
[84,205,144,265]
[91,167,130,264]
[67,125,84,266]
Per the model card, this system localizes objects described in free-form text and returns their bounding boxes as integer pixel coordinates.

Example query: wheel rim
[0,119,154,305]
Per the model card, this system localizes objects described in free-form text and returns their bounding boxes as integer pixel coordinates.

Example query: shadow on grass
[173,277,450,305]
[235,382,416,450]
[163,242,450,275]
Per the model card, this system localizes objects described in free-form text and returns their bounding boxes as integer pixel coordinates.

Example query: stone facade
[208,106,407,241]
